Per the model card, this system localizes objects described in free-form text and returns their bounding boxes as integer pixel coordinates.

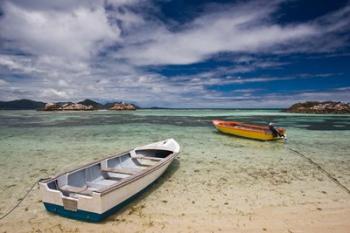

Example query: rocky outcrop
[109,102,136,110]
[285,101,350,114]
[61,103,95,111]
[1,99,139,111]
[43,103,62,111]
[43,102,95,111]
[78,99,104,109]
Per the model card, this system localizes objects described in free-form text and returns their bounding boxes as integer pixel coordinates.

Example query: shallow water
[0,109,349,232]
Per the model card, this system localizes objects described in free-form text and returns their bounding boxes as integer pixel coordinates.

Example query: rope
[0,178,49,221]
[287,147,350,195]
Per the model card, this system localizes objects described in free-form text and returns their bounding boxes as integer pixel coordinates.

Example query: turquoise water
[0,109,349,231]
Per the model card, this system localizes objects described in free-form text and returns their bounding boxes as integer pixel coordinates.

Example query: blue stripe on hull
[43,175,161,222]
[44,190,142,223]
[44,202,104,222]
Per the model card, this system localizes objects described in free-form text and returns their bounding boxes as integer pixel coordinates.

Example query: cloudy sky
[0,0,349,107]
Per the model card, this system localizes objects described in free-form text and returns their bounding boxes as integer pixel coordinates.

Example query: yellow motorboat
[212,120,286,141]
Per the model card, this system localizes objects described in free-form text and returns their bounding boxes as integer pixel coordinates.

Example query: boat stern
[39,177,105,222]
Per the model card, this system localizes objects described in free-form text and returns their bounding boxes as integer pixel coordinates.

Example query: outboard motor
[268,122,283,138]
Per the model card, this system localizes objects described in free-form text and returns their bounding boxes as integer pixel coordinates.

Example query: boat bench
[59,156,163,196]
[132,156,163,161]
[60,185,88,193]
[59,185,94,195]
[101,167,143,175]
[60,179,119,195]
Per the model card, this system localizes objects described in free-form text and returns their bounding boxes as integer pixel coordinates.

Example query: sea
[0,109,349,232]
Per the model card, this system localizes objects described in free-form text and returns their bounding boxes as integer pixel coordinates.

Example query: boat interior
[44,149,173,197]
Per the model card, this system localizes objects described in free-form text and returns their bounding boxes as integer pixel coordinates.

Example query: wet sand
[1,156,349,233]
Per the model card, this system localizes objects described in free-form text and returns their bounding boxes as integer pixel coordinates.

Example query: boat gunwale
[216,124,272,134]
[40,145,178,196]
[213,120,285,134]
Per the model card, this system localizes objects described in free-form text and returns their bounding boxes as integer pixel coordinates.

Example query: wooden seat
[133,160,153,167]
[133,156,163,161]
[59,185,93,195]
[101,167,142,175]
[60,185,87,193]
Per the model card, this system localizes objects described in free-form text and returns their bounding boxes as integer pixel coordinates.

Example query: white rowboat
[39,138,180,222]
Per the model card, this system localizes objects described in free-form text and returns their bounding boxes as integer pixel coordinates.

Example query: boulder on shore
[43,102,95,111]
[285,101,350,114]
[109,103,136,110]
[78,99,104,109]
[44,103,62,111]
[61,103,95,111]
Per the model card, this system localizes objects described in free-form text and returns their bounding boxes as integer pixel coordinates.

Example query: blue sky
[0,0,349,107]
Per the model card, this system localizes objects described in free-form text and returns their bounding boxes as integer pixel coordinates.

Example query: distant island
[0,99,138,111]
[285,101,350,114]
[1,99,350,113]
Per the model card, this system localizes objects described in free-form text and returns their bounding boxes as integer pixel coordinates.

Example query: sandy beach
[0,110,349,232]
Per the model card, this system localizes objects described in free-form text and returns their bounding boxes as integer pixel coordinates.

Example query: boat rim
[212,120,285,133]
[39,140,179,196]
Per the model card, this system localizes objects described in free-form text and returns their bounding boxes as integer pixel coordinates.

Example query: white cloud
[0,0,349,107]
[0,1,120,60]
[113,1,325,65]
[0,55,40,74]
[39,88,71,100]
[0,79,8,86]
[58,79,69,87]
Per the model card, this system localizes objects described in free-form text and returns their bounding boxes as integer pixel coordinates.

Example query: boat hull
[44,202,105,222]
[213,120,286,141]
[39,139,180,222]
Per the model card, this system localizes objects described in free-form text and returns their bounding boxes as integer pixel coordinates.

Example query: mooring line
[287,147,350,195]
[0,178,50,221]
